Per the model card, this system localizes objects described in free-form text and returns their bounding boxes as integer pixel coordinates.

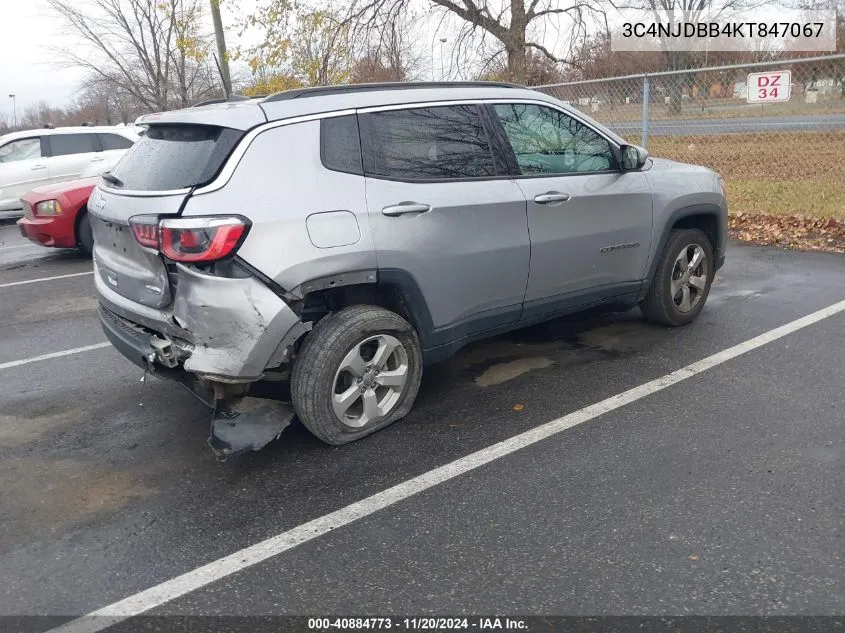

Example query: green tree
[240,4,353,88]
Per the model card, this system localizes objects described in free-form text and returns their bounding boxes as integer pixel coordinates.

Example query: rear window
[98,133,134,150]
[109,124,242,191]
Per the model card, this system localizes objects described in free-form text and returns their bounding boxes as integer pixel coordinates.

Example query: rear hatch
[90,124,245,309]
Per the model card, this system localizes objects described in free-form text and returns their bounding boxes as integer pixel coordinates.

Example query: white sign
[746,70,792,103]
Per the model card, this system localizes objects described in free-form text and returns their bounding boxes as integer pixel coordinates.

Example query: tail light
[128,215,250,262]
[129,215,160,248]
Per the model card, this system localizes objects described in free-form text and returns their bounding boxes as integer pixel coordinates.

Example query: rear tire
[640,228,714,327]
[77,209,94,256]
[291,305,423,446]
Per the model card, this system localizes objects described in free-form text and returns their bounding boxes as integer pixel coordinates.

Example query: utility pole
[209,0,232,99]
[8,94,16,129]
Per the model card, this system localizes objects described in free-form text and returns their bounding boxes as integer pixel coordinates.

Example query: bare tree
[623,0,760,111]
[46,0,216,112]
[243,4,355,87]
[0,112,12,135]
[345,0,607,81]
[477,48,568,83]
[169,0,218,106]
[75,75,147,124]
[19,101,64,129]
[349,14,423,82]
[291,10,354,85]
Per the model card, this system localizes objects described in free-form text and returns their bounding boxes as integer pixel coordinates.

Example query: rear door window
[0,137,43,163]
[98,133,134,150]
[48,133,99,156]
[359,105,496,180]
[109,124,242,191]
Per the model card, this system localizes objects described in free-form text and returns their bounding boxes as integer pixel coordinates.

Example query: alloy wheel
[331,334,409,428]
[670,243,708,313]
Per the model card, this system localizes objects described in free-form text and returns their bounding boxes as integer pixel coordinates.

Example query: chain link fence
[534,54,845,218]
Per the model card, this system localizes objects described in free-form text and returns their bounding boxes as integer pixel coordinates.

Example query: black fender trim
[644,203,727,295]
[233,256,290,300]
[377,268,437,349]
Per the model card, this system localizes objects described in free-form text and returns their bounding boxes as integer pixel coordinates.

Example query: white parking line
[0,243,41,250]
[46,298,845,633]
[0,343,110,371]
[0,271,94,289]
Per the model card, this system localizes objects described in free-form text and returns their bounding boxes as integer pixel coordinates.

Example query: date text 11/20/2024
[308,617,529,630]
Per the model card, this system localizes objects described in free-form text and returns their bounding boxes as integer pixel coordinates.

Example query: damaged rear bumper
[95,259,308,381]
[96,259,307,458]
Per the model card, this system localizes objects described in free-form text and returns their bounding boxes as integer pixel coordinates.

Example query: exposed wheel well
[671,213,718,251]
[300,283,420,334]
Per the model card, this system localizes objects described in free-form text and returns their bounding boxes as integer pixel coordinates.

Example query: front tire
[291,305,423,446]
[640,228,714,327]
[77,209,94,256]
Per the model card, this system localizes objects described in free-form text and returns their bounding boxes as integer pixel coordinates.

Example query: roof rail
[192,94,253,107]
[262,81,523,103]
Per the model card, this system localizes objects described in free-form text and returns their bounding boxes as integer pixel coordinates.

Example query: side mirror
[620,144,648,170]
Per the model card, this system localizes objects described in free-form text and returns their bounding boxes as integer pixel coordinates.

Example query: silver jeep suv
[91,82,727,456]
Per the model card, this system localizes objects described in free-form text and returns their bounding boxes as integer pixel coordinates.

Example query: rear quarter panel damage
[172,264,305,380]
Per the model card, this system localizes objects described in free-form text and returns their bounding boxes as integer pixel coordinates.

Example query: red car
[17,177,99,255]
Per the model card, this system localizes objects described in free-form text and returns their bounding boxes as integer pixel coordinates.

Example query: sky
[0,0,463,119]
[0,0,529,121]
[0,0,84,121]
[0,0,817,122]
[0,0,252,122]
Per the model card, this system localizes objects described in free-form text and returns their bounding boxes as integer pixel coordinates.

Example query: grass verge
[648,132,845,220]
[648,132,845,252]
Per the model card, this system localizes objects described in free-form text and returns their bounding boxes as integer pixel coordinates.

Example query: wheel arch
[645,204,725,294]
[297,268,435,349]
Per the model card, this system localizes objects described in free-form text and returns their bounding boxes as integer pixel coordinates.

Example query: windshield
[0,137,42,163]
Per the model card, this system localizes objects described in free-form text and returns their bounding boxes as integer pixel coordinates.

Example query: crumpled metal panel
[208,397,295,459]
[172,263,304,380]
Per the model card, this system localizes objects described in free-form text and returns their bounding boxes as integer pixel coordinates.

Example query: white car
[0,126,138,218]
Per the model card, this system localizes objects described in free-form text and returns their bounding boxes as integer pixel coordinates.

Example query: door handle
[90,156,105,162]
[534,192,570,204]
[31,164,46,171]
[382,202,431,216]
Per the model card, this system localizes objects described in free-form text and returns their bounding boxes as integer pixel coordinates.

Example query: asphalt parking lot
[1,219,844,631]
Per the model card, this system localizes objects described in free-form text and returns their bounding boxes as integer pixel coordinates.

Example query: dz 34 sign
[746,70,792,103]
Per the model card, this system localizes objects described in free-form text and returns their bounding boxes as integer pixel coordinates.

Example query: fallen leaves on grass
[729,213,845,254]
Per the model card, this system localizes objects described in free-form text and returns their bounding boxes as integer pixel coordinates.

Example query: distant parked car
[0,126,137,218]
[17,177,99,255]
